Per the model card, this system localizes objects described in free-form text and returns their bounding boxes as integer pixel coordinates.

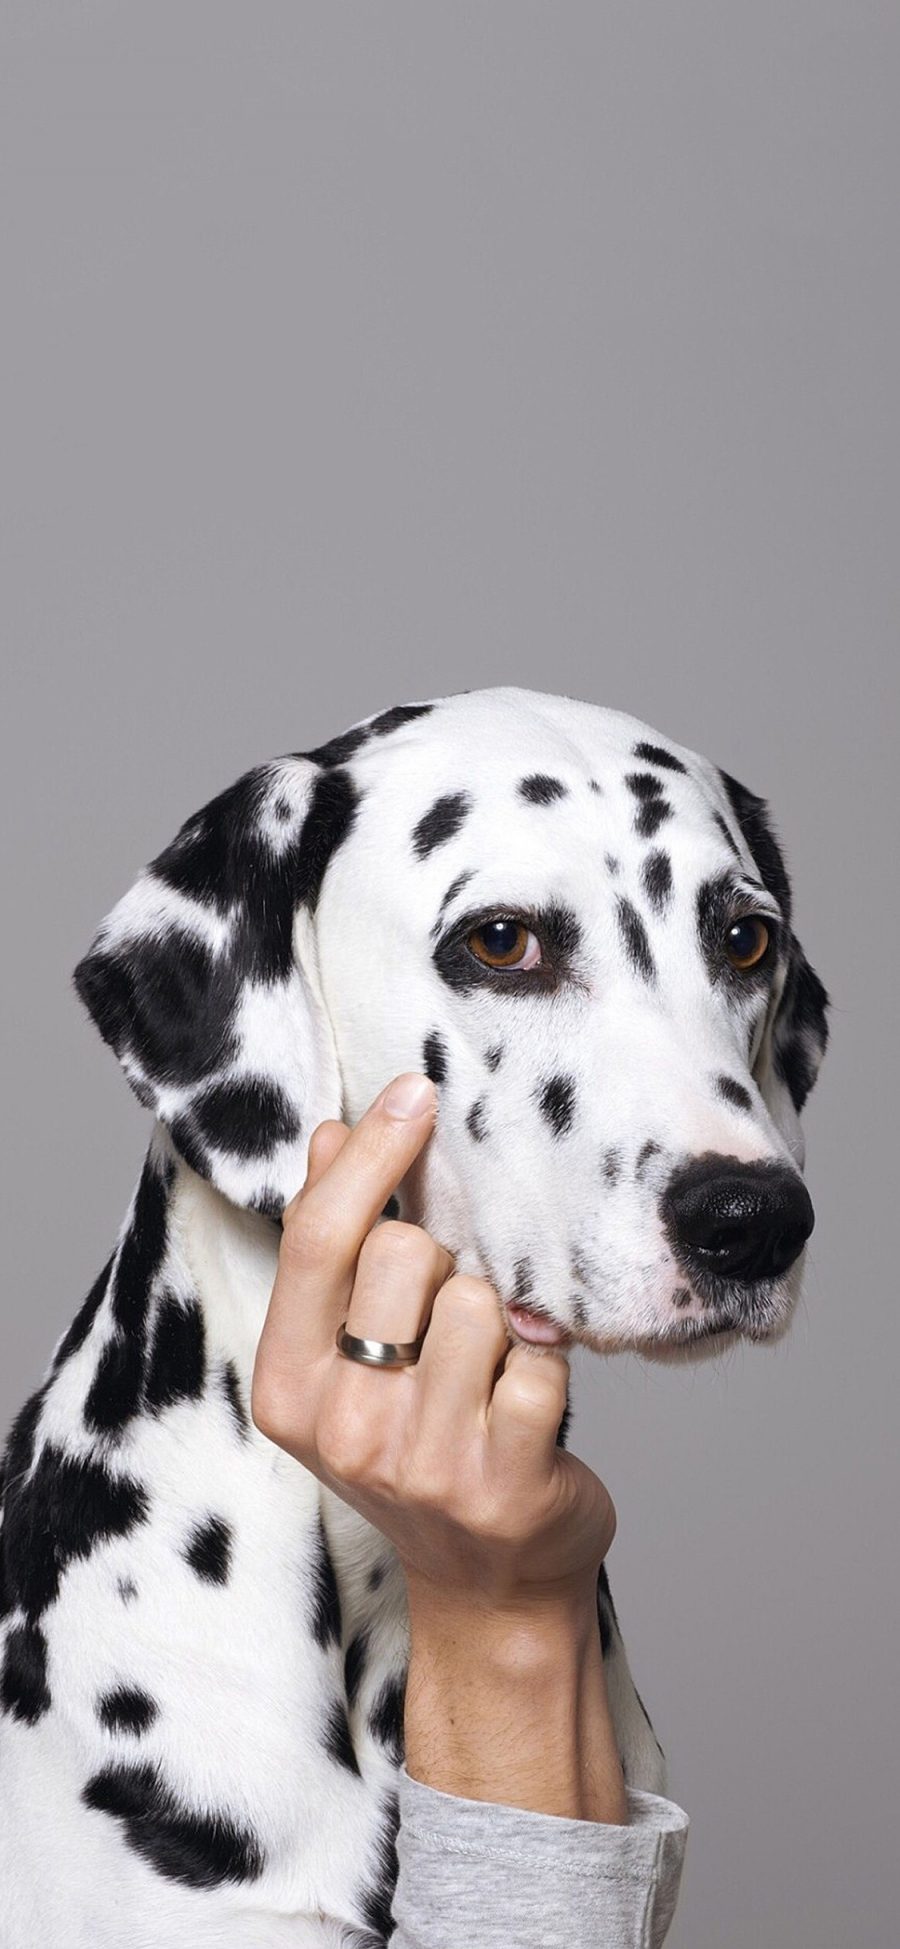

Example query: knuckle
[280,1201,335,1268]
[363,1220,433,1278]
[407,1466,458,1514]
[502,1367,565,1417]
[439,1274,499,1320]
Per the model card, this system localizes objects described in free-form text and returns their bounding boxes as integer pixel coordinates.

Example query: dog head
[75,686,828,1357]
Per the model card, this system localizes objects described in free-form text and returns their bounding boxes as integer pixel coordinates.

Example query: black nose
[661,1155,815,1285]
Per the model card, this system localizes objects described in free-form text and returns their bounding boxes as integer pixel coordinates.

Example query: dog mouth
[505,1300,574,1348]
[506,1296,779,1354]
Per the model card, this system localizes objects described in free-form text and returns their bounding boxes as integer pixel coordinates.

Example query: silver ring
[336,1319,426,1367]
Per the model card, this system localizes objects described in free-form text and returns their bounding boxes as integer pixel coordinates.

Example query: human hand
[251,1072,618,1621]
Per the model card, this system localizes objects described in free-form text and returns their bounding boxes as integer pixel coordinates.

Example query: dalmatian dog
[0,686,828,1947]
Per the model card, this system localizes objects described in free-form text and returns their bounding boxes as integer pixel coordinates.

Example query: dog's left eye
[725,916,771,970]
[467,920,542,971]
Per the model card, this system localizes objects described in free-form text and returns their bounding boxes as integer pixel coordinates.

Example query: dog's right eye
[725,915,771,970]
[467,920,542,971]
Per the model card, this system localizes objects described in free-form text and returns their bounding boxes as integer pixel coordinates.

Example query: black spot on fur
[165,762,357,938]
[309,1513,342,1651]
[716,1075,754,1113]
[250,1186,284,1222]
[184,1516,232,1587]
[323,1695,362,1777]
[570,1245,595,1286]
[537,1074,576,1136]
[368,1673,406,1765]
[75,928,237,1092]
[774,1034,817,1113]
[303,725,372,768]
[466,1098,487,1142]
[632,741,687,774]
[641,850,673,913]
[718,770,793,925]
[623,770,672,838]
[635,796,673,839]
[145,1294,206,1413]
[50,1253,115,1373]
[111,1159,171,1335]
[512,1259,535,1302]
[1,1439,149,1620]
[82,1763,265,1887]
[1,1621,51,1723]
[672,1287,693,1309]
[625,770,665,804]
[273,794,294,821]
[485,1044,503,1072]
[714,811,742,859]
[192,1077,301,1158]
[411,792,471,860]
[368,1559,388,1592]
[97,1686,158,1736]
[603,1148,622,1185]
[422,1030,448,1085]
[589,778,603,795]
[605,853,621,876]
[83,1331,147,1436]
[82,1156,170,1434]
[435,869,475,923]
[369,703,435,737]
[518,774,568,804]
[616,899,657,984]
[293,768,362,918]
[118,1577,138,1603]
[344,1627,371,1709]
[358,1791,401,1942]
[167,1114,211,1180]
[635,1140,661,1178]
[543,904,583,960]
[773,952,830,1110]
[220,1360,249,1439]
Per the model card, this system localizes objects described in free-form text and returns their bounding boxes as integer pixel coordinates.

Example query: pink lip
[506,1301,570,1346]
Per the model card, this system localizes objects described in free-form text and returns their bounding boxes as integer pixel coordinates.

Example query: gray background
[2,5,897,1944]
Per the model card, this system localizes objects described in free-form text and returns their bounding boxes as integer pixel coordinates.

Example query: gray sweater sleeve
[388,1764,689,1949]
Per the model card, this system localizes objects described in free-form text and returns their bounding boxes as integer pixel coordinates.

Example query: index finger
[270,1071,437,1343]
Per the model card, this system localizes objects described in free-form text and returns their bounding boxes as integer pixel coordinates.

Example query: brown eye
[467,920,540,970]
[725,916,771,970]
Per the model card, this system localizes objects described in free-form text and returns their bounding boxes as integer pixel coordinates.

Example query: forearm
[403,1586,630,1825]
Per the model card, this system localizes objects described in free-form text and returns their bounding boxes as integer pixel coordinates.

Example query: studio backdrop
[2,7,896,1946]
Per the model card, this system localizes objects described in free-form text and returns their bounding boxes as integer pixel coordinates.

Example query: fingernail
[382,1073,436,1120]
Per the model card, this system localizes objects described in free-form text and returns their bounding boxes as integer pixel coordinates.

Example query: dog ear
[73,757,360,1217]
[718,769,830,1166]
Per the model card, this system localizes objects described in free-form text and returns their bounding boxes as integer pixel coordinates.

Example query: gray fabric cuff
[390,1763,690,1949]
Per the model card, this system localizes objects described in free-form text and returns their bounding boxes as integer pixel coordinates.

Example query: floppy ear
[718,769,830,1167]
[73,756,360,1217]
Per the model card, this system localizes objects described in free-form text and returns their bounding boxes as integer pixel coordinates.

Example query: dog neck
[165,1135,285,1388]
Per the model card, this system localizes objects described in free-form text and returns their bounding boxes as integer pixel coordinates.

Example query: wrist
[403,1576,628,1824]
[404,1571,601,1658]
